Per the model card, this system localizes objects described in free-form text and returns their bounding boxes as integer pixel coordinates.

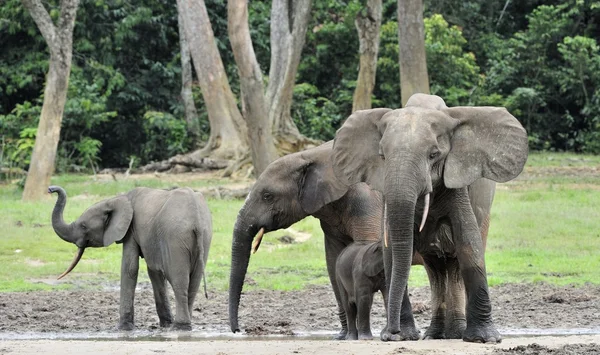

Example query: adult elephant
[331,94,528,343]
[228,141,420,340]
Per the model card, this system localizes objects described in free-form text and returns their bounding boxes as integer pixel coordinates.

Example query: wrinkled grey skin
[49,186,212,331]
[332,94,528,343]
[336,241,386,340]
[228,141,420,340]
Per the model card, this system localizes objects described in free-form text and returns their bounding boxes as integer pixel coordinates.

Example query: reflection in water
[1,328,600,342]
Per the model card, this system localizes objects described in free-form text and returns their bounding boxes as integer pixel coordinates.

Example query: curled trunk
[228,221,254,332]
[50,186,75,243]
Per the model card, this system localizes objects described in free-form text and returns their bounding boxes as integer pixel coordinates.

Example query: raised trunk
[228,0,278,176]
[384,180,418,334]
[352,0,382,112]
[50,186,75,243]
[228,221,254,332]
[397,0,430,107]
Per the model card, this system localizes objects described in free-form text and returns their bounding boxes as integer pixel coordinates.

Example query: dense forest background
[1,0,599,173]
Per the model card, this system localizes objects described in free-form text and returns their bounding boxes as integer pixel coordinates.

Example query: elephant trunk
[49,186,76,244]
[228,219,255,333]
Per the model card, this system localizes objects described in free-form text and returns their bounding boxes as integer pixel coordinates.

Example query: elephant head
[331,94,528,337]
[229,140,348,332]
[49,186,133,279]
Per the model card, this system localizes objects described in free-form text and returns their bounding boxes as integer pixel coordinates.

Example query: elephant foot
[332,328,349,340]
[357,332,373,341]
[444,318,467,339]
[159,319,173,328]
[344,331,358,340]
[380,324,420,342]
[117,322,134,331]
[172,322,192,331]
[462,322,501,343]
[423,325,445,340]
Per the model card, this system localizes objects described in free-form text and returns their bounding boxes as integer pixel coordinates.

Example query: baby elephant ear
[362,242,384,278]
[443,106,529,189]
[332,108,392,192]
[103,195,133,246]
[405,93,448,110]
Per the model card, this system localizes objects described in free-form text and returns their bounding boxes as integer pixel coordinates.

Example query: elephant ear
[332,108,392,192]
[103,195,133,246]
[442,106,529,189]
[298,141,348,215]
[362,242,384,278]
[405,93,448,110]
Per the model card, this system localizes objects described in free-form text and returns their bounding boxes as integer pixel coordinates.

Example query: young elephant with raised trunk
[49,186,212,331]
[336,241,386,340]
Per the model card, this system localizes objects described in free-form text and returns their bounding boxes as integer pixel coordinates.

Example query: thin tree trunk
[177,6,200,147]
[352,0,383,112]
[21,0,79,201]
[397,0,430,107]
[267,0,318,154]
[177,0,248,160]
[228,0,278,177]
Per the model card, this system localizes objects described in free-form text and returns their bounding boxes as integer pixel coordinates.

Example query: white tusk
[419,193,430,232]
[251,227,265,254]
[383,204,388,248]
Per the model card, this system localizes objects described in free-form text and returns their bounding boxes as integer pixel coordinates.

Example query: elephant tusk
[419,193,430,232]
[57,247,85,280]
[251,227,265,254]
[383,204,388,248]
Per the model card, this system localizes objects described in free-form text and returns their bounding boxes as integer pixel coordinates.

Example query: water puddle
[1,328,599,342]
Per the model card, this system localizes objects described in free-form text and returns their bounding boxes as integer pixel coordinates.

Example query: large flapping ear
[362,242,384,278]
[298,141,349,215]
[405,93,448,110]
[103,195,133,246]
[443,106,529,189]
[332,108,392,192]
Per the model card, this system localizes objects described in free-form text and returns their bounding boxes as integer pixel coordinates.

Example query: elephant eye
[80,223,87,231]
[262,192,273,201]
[429,149,440,159]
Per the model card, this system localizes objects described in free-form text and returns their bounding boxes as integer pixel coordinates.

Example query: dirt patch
[0,283,598,335]
[493,343,600,354]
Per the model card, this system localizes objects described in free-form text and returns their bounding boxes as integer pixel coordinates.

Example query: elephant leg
[345,299,358,340]
[451,189,501,343]
[381,242,420,340]
[118,241,140,331]
[169,274,192,331]
[187,257,206,320]
[444,258,467,339]
[422,256,448,339]
[324,232,351,339]
[355,288,374,340]
[147,268,173,328]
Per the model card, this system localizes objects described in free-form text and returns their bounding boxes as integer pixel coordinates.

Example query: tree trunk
[177,0,248,160]
[228,0,278,177]
[177,5,200,147]
[397,0,430,107]
[21,0,79,201]
[352,0,383,112]
[267,0,318,154]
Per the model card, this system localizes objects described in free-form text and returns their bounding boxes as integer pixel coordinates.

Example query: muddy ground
[0,282,599,354]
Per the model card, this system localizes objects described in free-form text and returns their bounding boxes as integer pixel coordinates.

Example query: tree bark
[267,0,318,154]
[177,5,200,147]
[352,0,383,112]
[21,0,79,201]
[397,0,430,107]
[177,0,248,160]
[228,0,278,177]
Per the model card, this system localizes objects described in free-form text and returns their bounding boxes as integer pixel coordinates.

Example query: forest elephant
[228,140,421,340]
[331,94,528,343]
[336,241,387,340]
[49,186,212,331]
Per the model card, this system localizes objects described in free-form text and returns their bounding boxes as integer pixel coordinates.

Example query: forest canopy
[1,0,599,173]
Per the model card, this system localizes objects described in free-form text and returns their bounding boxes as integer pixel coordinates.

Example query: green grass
[0,151,599,293]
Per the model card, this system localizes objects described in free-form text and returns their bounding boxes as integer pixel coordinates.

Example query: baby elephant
[49,186,212,331]
[336,241,387,340]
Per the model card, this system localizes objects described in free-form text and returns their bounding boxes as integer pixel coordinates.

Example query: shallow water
[2,328,600,342]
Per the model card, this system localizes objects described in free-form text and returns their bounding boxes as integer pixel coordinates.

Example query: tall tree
[267,0,317,154]
[21,0,80,201]
[177,0,248,160]
[397,0,430,106]
[177,4,200,148]
[352,0,383,112]
[228,0,278,176]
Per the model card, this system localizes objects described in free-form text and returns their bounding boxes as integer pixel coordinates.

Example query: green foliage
[141,111,189,162]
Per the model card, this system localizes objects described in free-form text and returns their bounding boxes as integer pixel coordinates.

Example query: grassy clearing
[0,151,598,293]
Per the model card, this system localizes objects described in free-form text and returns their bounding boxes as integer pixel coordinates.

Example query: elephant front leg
[324,234,350,340]
[118,242,140,331]
[148,269,173,328]
[422,256,448,339]
[452,190,501,343]
[444,258,467,339]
